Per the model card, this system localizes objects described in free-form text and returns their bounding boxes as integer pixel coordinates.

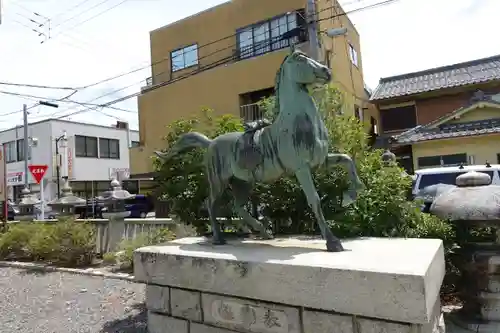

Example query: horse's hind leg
[326,153,365,206]
[208,173,227,245]
[231,178,273,240]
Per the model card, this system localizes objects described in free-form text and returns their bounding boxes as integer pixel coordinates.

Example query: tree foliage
[153,87,452,241]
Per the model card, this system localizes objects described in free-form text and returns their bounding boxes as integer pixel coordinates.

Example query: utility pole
[306,0,320,60]
[22,104,29,191]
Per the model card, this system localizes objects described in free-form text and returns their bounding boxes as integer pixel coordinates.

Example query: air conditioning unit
[116,121,128,129]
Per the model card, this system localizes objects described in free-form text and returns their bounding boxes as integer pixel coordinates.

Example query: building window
[354,105,361,120]
[370,116,378,135]
[16,139,31,161]
[380,105,417,132]
[348,43,358,67]
[237,10,306,60]
[4,141,16,163]
[99,138,120,159]
[131,141,140,148]
[171,44,198,72]
[75,135,98,158]
[325,50,332,68]
[417,153,467,168]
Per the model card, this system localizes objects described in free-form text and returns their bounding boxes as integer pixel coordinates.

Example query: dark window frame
[354,105,361,120]
[418,171,494,189]
[380,105,417,132]
[15,138,31,161]
[170,44,199,72]
[4,141,16,163]
[99,138,120,159]
[75,135,98,158]
[348,43,359,67]
[236,9,307,60]
[417,153,467,168]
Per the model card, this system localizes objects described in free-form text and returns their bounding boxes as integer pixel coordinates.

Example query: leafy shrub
[0,223,38,260]
[111,227,179,271]
[0,219,96,267]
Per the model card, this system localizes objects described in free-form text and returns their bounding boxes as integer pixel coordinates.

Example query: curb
[0,261,136,282]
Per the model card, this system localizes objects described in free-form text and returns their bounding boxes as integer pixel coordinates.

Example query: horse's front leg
[295,167,344,252]
[326,153,365,206]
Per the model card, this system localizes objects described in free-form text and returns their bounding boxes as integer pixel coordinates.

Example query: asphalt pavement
[0,267,147,333]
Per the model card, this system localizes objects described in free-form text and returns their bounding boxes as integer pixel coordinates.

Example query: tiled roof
[371,54,500,101]
[395,117,500,144]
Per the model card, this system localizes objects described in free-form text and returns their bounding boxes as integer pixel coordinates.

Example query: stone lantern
[17,187,39,222]
[97,178,135,252]
[381,149,397,166]
[48,178,86,219]
[429,171,500,331]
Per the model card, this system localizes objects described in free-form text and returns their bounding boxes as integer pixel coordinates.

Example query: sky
[0,0,497,131]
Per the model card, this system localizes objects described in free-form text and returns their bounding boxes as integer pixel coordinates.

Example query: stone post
[47,178,86,220]
[17,188,38,222]
[97,179,134,252]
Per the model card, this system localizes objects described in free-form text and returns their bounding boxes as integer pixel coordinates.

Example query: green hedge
[0,218,95,267]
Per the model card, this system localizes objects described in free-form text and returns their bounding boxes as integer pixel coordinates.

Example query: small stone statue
[156,50,365,252]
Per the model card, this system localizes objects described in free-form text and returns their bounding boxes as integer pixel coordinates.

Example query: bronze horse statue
[156,50,365,252]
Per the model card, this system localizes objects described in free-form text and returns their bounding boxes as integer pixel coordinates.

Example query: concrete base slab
[134,236,446,333]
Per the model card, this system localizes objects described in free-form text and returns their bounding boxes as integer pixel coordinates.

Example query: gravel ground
[0,267,147,333]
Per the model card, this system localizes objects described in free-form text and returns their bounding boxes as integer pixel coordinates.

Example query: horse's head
[282,50,332,87]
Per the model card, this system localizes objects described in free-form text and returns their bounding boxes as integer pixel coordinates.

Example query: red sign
[28,165,48,184]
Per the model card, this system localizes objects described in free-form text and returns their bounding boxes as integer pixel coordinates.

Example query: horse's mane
[273,50,307,117]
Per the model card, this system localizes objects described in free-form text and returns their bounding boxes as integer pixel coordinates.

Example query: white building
[0,119,139,201]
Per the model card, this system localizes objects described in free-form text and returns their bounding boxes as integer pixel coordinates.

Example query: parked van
[412,163,500,196]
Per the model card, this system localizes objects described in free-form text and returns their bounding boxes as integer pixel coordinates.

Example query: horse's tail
[154,132,212,160]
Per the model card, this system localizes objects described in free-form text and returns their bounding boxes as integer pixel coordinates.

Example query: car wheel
[139,212,147,218]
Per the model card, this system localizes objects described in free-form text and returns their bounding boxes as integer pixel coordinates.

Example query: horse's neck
[275,82,319,123]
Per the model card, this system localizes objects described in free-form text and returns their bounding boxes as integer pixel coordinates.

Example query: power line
[0,90,79,117]
[68,1,342,92]
[51,0,115,29]
[0,81,78,90]
[50,0,95,22]
[50,0,400,119]
[3,0,396,120]
[51,0,128,36]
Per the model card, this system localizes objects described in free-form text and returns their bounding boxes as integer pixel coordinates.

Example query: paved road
[0,268,147,333]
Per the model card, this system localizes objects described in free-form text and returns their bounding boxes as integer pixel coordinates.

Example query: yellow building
[131,0,373,177]
[396,99,500,169]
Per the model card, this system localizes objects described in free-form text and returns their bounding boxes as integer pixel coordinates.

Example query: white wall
[0,119,139,201]
[51,120,137,181]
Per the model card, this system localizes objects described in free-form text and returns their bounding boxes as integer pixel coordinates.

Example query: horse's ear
[289,42,296,53]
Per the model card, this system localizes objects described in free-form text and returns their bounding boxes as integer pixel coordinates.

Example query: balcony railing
[240,103,265,123]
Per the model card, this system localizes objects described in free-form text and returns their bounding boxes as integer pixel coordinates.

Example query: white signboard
[7,172,24,186]
[109,167,130,181]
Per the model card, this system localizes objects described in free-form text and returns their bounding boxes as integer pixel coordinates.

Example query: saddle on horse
[238,119,272,171]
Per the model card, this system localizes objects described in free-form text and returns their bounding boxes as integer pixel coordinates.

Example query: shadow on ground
[100,303,148,333]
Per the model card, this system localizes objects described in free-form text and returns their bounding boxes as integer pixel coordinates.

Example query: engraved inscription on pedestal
[202,293,300,333]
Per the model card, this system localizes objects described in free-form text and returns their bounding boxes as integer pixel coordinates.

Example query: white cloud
[0,0,497,130]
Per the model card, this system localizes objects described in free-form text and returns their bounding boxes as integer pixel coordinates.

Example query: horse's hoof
[212,238,227,245]
[258,233,274,240]
[326,240,344,252]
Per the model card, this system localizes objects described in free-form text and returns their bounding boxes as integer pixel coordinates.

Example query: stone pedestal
[134,237,446,333]
[103,211,130,252]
